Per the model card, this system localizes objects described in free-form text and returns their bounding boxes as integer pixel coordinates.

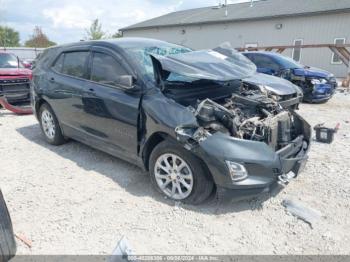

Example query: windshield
[126,44,192,82]
[0,53,23,69]
[275,54,304,69]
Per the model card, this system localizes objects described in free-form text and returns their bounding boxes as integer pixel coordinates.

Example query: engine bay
[175,89,305,151]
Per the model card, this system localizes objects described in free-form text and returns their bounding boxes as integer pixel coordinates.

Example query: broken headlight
[225,161,248,182]
[258,85,281,101]
[310,78,327,85]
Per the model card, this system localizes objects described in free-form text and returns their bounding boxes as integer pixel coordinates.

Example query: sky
[0,0,248,44]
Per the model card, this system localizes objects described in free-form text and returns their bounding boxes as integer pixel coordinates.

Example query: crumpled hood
[293,67,334,79]
[244,73,300,96]
[151,47,257,82]
[0,68,32,77]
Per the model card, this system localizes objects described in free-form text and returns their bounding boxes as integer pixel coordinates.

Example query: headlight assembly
[310,78,327,85]
[225,161,248,182]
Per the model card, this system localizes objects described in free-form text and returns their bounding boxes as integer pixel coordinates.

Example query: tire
[39,103,66,145]
[0,190,16,262]
[149,140,214,205]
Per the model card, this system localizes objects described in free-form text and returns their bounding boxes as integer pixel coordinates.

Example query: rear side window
[61,51,89,78]
[52,54,64,73]
[91,52,128,87]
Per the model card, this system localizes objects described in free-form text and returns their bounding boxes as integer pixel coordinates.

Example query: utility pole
[250,0,254,7]
[225,0,228,17]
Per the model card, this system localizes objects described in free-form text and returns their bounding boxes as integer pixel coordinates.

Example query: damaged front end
[150,45,311,198]
[175,93,311,196]
[281,68,337,103]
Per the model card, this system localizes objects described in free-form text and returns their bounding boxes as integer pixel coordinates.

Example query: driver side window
[91,52,128,87]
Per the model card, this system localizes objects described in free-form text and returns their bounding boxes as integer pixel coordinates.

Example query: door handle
[49,77,55,82]
[88,88,95,92]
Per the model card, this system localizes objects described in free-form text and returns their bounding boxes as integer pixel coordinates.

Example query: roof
[51,37,179,50]
[121,0,350,31]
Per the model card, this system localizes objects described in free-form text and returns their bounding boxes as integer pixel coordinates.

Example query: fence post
[348,62,350,89]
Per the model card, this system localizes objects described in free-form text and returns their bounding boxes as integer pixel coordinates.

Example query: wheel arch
[142,132,216,186]
[35,98,49,119]
[142,132,174,171]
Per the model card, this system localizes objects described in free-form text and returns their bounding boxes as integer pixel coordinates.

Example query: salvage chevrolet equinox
[31,38,311,204]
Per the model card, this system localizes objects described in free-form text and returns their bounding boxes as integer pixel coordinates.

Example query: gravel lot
[0,92,349,255]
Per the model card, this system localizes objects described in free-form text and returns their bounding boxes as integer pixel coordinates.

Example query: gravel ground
[0,92,349,255]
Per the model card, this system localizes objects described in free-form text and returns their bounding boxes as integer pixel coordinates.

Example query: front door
[80,47,140,157]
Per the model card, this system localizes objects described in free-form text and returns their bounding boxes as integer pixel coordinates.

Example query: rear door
[81,46,140,156]
[48,48,90,134]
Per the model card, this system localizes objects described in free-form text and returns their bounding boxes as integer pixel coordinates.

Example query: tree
[111,31,123,38]
[0,26,20,47]
[85,19,106,40]
[25,26,56,48]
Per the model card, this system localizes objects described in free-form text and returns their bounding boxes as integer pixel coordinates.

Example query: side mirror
[117,75,135,89]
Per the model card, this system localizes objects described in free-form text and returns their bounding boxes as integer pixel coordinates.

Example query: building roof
[121,0,350,31]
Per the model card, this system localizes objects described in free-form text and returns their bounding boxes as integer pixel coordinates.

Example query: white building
[121,0,350,77]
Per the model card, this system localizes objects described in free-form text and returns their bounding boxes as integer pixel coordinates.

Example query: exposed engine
[192,92,300,150]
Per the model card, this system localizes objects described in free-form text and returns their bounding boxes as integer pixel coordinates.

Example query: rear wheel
[149,141,214,205]
[0,190,16,262]
[39,103,66,145]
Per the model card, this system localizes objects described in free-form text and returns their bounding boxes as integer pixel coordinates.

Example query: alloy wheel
[41,109,56,139]
[154,153,194,200]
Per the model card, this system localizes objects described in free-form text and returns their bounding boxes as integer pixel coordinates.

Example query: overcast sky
[0,0,248,44]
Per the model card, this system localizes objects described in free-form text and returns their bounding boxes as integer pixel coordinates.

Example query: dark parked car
[0,52,32,103]
[242,51,337,103]
[0,189,16,262]
[31,38,311,204]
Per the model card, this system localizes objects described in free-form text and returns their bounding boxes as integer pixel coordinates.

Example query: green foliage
[0,26,20,47]
[25,26,56,48]
[111,31,123,38]
[85,19,106,40]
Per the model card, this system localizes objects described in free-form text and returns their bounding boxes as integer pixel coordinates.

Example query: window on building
[332,38,346,64]
[61,51,89,78]
[91,52,128,87]
[292,39,303,62]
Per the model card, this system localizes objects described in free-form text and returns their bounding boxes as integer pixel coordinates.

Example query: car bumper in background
[0,78,31,103]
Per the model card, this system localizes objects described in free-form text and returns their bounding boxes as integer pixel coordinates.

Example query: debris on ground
[110,236,133,262]
[282,199,322,228]
[15,233,32,248]
[314,123,340,144]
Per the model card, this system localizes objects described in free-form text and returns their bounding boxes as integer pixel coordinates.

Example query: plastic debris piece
[109,236,133,262]
[15,233,32,248]
[282,199,322,228]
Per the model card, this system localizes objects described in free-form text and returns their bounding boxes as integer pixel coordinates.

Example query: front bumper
[279,95,302,109]
[304,83,335,103]
[194,113,311,199]
[0,78,31,103]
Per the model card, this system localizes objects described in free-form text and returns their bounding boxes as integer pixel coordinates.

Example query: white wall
[0,47,45,60]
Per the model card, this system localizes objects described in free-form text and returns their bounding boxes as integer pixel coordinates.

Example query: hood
[0,68,32,77]
[293,67,334,79]
[151,44,256,82]
[244,73,299,96]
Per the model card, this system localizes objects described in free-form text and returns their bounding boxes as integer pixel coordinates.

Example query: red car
[0,52,32,103]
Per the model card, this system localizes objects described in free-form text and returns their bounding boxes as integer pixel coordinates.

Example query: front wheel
[149,141,214,205]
